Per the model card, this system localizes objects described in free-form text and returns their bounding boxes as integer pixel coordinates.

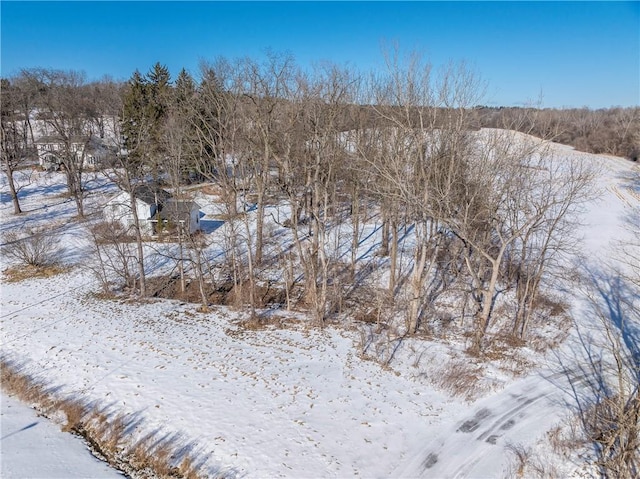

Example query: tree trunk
[407,241,427,335]
[66,169,85,218]
[128,190,146,296]
[5,167,22,214]
[380,208,390,256]
[178,227,186,294]
[255,187,265,266]
[473,250,504,352]
[350,186,360,278]
[194,247,208,309]
[388,219,398,296]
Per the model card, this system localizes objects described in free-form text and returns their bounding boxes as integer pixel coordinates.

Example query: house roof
[105,185,172,208]
[35,135,114,154]
[157,199,201,223]
[35,135,87,145]
[132,185,173,206]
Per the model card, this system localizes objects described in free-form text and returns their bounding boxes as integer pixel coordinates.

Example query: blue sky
[1,1,638,108]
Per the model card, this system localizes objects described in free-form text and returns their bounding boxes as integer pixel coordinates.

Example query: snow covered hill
[1,134,638,477]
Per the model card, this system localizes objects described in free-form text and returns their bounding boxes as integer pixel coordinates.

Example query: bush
[3,228,62,267]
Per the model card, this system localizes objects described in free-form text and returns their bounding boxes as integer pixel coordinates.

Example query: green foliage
[174,68,195,109]
[146,62,172,130]
[121,70,149,166]
[121,64,173,176]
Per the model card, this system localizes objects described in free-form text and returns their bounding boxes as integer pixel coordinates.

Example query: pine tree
[147,62,171,125]
[174,68,195,110]
[121,70,149,169]
[146,63,172,182]
[194,66,224,167]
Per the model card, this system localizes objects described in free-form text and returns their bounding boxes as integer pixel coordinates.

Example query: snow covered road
[0,392,122,479]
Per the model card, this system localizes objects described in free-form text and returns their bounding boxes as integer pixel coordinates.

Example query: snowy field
[1,131,638,477]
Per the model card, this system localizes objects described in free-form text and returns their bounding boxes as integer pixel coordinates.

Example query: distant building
[35,135,113,171]
[103,186,201,237]
[154,198,202,235]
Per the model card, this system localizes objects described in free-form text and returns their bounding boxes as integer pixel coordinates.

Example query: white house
[36,135,112,171]
[103,186,201,237]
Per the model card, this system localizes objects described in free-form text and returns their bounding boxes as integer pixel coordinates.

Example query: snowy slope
[397,141,640,477]
[0,271,458,477]
[1,136,638,477]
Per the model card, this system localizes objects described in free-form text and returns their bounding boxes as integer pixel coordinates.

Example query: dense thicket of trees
[476,105,640,160]
[1,55,636,354]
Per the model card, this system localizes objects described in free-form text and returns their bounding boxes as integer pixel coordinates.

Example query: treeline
[1,69,121,215]
[0,53,611,355]
[476,105,640,160]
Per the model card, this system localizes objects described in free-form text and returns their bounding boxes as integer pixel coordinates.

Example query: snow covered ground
[1,133,638,477]
[1,391,122,478]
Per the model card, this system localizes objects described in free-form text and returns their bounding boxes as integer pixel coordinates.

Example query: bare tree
[107,69,151,296]
[562,173,639,478]
[510,151,594,339]
[239,52,296,267]
[285,63,360,323]
[25,68,99,217]
[1,77,32,214]
[569,270,640,478]
[85,76,123,140]
[442,130,558,352]
[86,221,138,293]
[162,81,193,294]
[364,50,482,335]
[161,78,213,311]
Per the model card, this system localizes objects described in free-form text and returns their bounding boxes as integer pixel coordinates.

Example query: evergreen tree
[174,68,195,109]
[146,63,172,181]
[195,66,225,165]
[171,68,199,182]
[147,62,171,127]
[121,70,149,168]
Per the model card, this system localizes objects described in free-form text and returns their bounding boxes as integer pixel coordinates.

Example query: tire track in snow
[397,368,590,478]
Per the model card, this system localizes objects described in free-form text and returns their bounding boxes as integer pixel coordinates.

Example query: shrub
[3,228,62,268]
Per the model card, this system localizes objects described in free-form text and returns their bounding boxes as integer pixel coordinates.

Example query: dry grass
[0,361,51,406]
[177,455,203,479]
[432,358,486,401]
[125,434,205,479]
[230,310,302,336]
[86,290,119,301]
[504,442,563,479]
[547,422,585,458]
[505,443,532,478]
[58,398,90,433]
[2,264,69,283]
[481,336,536,377]
[525,295,572,353]
[0,357,219,479]
[128,434,155,472]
